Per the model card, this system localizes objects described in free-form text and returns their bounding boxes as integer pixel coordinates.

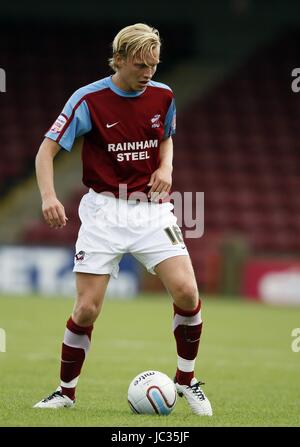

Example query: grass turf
[0,294,299,427]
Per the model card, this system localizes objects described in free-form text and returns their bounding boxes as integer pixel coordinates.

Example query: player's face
[117,46,160,92]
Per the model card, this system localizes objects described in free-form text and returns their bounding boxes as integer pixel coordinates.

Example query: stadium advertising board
[242,258,300,305]
[0,246,138,297]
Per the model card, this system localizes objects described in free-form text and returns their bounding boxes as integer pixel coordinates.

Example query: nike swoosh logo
[106,122,119,128]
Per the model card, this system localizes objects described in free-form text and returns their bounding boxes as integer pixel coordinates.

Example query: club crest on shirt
[50,114,67,134]
[75,250,85,262]
[150,114,161,128]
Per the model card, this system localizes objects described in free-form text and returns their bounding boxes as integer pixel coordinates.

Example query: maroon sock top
[66,317,93,339]
[173,299,201,317]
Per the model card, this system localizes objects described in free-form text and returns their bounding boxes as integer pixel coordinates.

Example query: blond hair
[109,23,161,72]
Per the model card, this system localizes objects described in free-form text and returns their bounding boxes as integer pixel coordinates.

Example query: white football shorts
[73,188,189,278]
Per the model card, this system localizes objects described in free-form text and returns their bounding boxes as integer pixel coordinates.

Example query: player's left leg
[155,255,213,416]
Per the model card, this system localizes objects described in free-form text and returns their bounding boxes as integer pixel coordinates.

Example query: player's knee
[73,302,100,324]
[173,282,199,310]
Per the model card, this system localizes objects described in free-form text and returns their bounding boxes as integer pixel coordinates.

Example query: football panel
[147,386,175,415]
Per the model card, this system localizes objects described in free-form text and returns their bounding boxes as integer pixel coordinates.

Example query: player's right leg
[33,272,110,409]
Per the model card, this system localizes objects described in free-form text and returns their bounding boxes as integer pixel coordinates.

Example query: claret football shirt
[46,76,176,197]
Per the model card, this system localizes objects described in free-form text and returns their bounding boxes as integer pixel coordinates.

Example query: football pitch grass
[0,293,299,427]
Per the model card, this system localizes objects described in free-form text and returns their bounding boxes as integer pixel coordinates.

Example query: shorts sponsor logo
[50,114,67,133]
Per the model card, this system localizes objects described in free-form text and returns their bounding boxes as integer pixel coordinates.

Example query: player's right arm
[36,85,92,228]
[35,137,68,229]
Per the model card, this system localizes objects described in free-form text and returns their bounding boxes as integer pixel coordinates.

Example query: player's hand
[147,165,172,202]
[42,196,68,229]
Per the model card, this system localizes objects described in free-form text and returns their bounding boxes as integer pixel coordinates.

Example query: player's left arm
[147,136,173,200]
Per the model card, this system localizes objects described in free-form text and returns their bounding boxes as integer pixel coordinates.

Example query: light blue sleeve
[163,98,176,139]
[45,91,92,151]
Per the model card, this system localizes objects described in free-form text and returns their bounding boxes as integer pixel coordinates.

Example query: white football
[128,370,177,415]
